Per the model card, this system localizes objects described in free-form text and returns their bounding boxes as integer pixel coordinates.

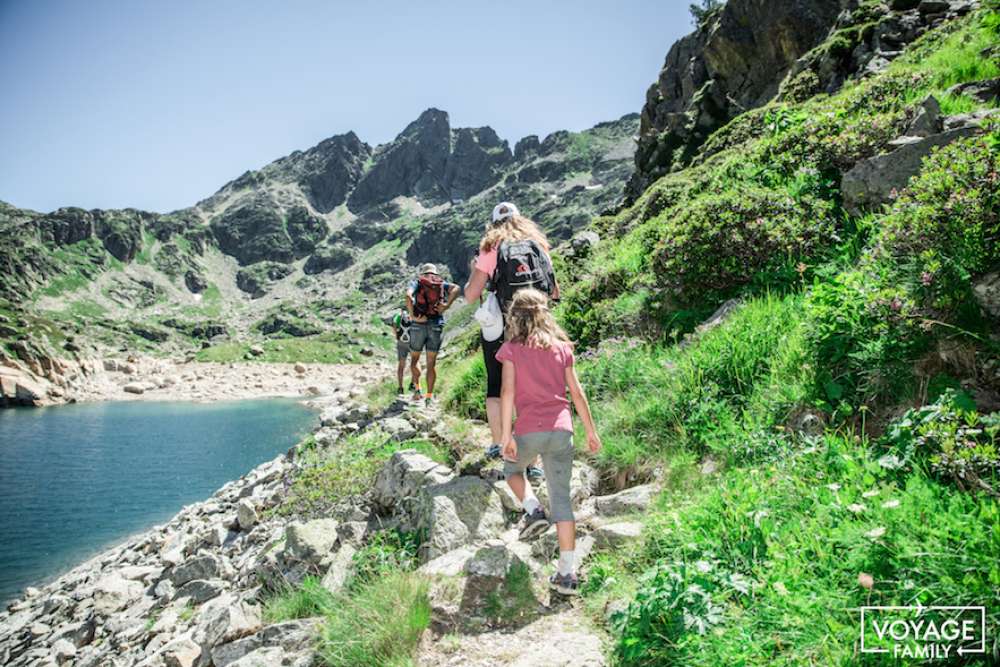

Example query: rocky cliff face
[627,0,850,198]
[627,0,982,200]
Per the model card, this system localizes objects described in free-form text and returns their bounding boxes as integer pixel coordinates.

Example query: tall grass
[264,576,337,622]
[318,572,430,667]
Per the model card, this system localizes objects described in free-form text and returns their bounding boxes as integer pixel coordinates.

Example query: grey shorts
[396,339,410,361]
[408,322,443,354]
[504,430,575,522]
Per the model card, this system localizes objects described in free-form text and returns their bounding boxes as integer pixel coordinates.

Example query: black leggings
[482,333,503,398]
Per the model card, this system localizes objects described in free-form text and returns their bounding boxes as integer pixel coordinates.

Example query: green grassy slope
[437,6,1000,664]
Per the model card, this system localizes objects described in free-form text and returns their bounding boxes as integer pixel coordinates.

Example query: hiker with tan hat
[406,262,459,405]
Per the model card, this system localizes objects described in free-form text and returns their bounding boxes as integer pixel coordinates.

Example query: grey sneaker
[518,507,549,540]
[548,572,580,596]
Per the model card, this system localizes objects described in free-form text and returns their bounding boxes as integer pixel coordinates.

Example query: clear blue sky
[0,1,691,214]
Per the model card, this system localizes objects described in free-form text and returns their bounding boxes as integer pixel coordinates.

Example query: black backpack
[492,239,555,309]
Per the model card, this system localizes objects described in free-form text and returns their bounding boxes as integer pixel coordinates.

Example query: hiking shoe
[486,444,502,460]
[518,507,549,540]
[396,386,405,395]
[548,572,580,596]
[526,464,544,481]
[424,395,436,408]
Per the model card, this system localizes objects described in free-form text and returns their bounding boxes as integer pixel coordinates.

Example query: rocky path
[417,604,605,667]
[0,386,653,666]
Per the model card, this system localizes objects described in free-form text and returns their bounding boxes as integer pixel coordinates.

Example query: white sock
[522,495,541,515]
[558,550,575,576]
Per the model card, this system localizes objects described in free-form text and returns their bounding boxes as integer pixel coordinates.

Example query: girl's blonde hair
[481,214,550,253]
[505,288,571,349]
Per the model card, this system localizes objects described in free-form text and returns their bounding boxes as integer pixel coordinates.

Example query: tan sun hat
[418,262,439,275]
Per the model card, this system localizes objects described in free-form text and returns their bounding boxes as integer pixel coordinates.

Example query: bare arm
[566,365,601,453]
[406,292,426,323]
[500,360,517,459]
[441,284,460,312]
[464,267,489,303]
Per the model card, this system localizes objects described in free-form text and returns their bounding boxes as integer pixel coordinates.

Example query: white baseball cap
[491,202,519,225]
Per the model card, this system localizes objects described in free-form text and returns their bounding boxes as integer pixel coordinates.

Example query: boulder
[211,619,321,667]
[319,544,356,594]
[841,125,981,214]
[465,542,522,579]
[293,363,306,374]
[227,647,311,667]
[15,377,46,402]
[123,383,146,395]
[593,484,657,517]
[974,272,1000,320]
[160,634,202,667]
[173,579,225,604]
[171,554,222,587]
[918,0,951,14]
[410,476,506,560]
[50,619,95,648]
[91,573,143,616]
[52,638,77,664]
[906,95,941,137]
[418,546,476,577]
[236,500,258,532]
[947,77,1000,104]
[591,521,644,549]
[283,519,339,566]
[380,416,417,442]
[372,450,455,511]
[193,599,262,653]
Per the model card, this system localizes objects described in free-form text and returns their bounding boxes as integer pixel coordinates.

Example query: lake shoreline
[1,352,388,408]
[0,368,381,665]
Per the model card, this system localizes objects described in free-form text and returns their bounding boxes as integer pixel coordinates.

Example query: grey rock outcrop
[628,0,848,198]
[841,124,981,214]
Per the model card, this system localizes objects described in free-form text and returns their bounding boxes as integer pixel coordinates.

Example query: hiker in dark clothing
[406,262,459,405]
[390,308,415,395]
[463,202,559,476]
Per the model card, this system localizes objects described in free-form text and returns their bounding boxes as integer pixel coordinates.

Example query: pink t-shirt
[495,341,575,436]
[475,247,497,276]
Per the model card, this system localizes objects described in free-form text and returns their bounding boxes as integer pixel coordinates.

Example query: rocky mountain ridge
[0,110,639,404]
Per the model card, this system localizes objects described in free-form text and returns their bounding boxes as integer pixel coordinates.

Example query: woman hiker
[464,202,559,479]
[497,288,601,595]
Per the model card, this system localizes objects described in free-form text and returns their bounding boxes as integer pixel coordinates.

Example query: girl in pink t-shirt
[498,288,601,595]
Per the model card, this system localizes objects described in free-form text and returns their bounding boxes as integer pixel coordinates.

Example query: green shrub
[872,133,1000,319]
[349,530,421,591]
[880,390,1000,494]
[649,185,837,304]
[318,572,430,667]
[277,431,448,517]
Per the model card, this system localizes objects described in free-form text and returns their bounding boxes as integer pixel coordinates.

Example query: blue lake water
[0,398,317,605]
